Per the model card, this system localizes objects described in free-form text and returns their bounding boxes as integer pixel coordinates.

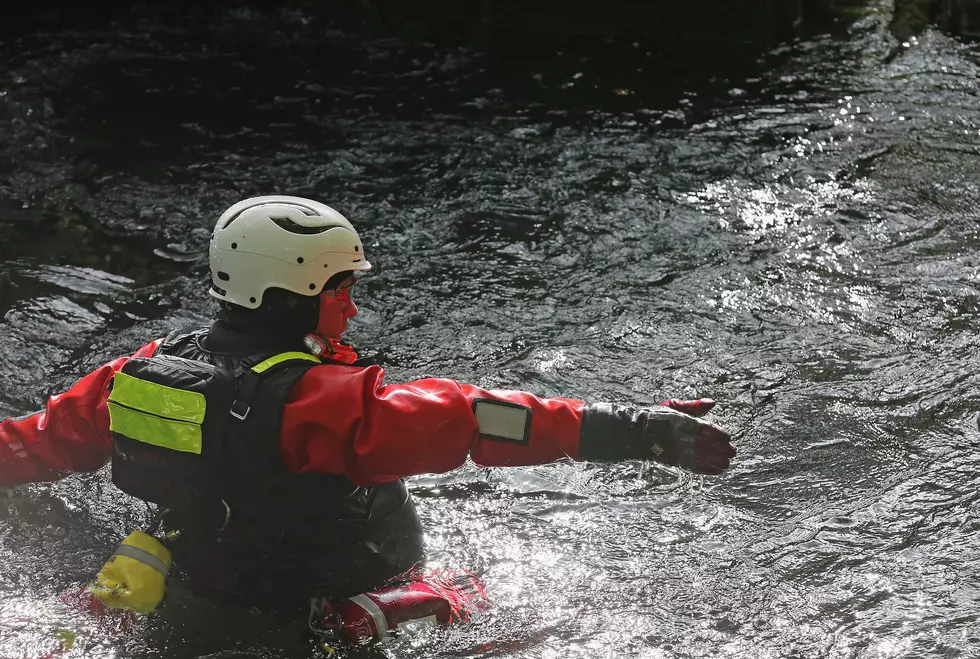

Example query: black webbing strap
[229,370,261,421]
[228,351,321,422]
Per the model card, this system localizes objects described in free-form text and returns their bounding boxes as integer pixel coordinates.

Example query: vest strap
[230,351,320,421]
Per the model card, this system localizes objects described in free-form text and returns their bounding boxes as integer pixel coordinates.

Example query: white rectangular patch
[473,399,532,444]
[396,614,439,631]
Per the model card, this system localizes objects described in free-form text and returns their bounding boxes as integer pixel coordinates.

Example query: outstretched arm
[0,340,162,485]
[280,365,734,485]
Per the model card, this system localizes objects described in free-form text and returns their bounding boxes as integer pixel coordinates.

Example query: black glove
[579,402,735,475]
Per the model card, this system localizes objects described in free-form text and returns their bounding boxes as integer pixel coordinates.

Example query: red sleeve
[279,364,585,485]
[0,340,163,485]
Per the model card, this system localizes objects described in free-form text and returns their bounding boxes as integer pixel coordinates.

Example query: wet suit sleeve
[0,340,163,485]
[279,365,586,485]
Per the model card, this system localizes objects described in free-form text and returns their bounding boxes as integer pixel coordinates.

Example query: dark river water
[2,1,980,657]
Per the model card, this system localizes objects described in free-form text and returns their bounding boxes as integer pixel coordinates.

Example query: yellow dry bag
[91,531,171,614]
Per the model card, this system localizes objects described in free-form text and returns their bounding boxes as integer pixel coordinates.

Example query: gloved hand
[579,401,735,475]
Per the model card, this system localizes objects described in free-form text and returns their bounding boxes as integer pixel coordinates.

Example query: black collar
[202,320,307,356]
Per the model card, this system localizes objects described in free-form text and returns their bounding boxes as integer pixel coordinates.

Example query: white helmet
[209,195,371,309]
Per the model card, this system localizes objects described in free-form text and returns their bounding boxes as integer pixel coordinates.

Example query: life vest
[107,327,424,609]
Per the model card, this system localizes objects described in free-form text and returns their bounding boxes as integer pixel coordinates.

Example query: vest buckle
[229,400,250,420]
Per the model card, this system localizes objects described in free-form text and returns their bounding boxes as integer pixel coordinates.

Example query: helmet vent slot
[222,200,318,229]
[270,216,331,235]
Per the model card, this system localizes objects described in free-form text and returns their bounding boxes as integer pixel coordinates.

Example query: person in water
[0,195,736,643]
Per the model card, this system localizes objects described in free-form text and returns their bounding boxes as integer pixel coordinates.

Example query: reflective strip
[473,399,532,444]
[109,372,206,424]
[108,403,203,454]
[348,594,389,639]
[114,543,170,579]
[251,351,320,374]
